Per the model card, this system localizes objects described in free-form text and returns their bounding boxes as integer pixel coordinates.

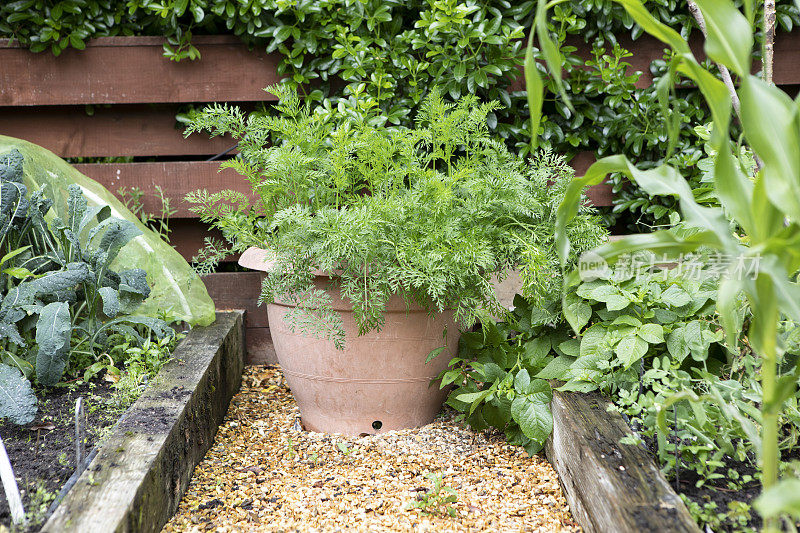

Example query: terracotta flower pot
[239,247,459,435]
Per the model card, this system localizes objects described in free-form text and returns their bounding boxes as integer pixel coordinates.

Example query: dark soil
[676,455,763,531]
[639,432,800,532]
[0,379,128,530]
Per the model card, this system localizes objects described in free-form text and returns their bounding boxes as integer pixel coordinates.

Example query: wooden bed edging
[41,311,244,533]
[545,390,700,533]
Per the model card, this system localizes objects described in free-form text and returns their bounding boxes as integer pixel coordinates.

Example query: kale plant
[186,86,606,347]
[0,149,173,424]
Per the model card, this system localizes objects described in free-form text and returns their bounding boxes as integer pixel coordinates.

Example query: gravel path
[163,366,581,532]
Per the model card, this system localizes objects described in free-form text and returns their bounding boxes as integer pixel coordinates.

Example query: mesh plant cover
[0,136,216,326]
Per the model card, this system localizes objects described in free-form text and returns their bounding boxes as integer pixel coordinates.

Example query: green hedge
[4,0,798,229]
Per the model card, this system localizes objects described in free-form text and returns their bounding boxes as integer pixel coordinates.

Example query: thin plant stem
[763,0,776,85]
[686,1,743,121]
[761,354,779,533]
[686,0,763,170]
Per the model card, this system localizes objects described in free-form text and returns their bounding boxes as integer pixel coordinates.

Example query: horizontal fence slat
[3,31,800,108]
[567,34,706,89]
[74,161,257,218]
[167,219,225,262]
[0,36,283,106]
[571,151,613,207]
[564,31,800,88]
[202,272,268,329]
[76,157,612,269]
[75,156,614,218]
[2,106,232,157]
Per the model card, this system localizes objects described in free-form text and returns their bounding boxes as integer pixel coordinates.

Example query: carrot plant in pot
[185,86,605,436]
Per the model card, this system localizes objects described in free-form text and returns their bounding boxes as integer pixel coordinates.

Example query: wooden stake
[75,397,85,474]
[0,435,26,525]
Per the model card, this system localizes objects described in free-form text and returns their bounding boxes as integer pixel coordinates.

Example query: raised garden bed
[546,390,699,533]
[36,311,243,532]
[0,379,124,528]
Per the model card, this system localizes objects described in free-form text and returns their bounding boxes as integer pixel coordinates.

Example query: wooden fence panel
[1,106,232,157]
[5,29,800,365]
[74,161,256,217]
[202,272,276,364]
[0,36,282,106]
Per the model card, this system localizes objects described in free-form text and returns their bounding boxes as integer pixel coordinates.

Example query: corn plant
[529,0,800,528]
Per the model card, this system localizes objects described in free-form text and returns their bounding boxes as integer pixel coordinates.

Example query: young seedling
[336,441,351,456]
[407,473,458,518]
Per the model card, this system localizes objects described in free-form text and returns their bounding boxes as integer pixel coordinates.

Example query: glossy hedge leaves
[7,1,799,230]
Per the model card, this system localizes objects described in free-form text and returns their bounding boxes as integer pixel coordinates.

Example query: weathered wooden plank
[74,156,612,218]
[202,272,268,328]
[0,36,282,106]
[166,220,226,263]
[517,31,800,91]
[73,161,257,218]
[1,106,233,157]
[42,311,244,533]
[3,31,800,107]
[4,30,798,113]
[571,152,614,207]
[771,32,800,84]
[244,327,278,365]
[545,391,699,533]
[567,34,706,89]
[202,273,278,365]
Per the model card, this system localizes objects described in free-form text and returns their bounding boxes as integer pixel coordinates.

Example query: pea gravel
[163,365,581,532]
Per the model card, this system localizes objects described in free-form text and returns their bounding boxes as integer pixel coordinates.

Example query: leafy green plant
[0,149,174,424]
[0,363,37,425]
[558,258,799,478]
[531,0,800,527]
[407,473,458,518]
[680,496,754,532]
[556,255,724,393]
[442,297,566,455]
[117,185,177,243]
[335,441,351,456]
[24,481,56,528]
[186,86,604,346]
[460,254,799,528]
[100,331,181,410]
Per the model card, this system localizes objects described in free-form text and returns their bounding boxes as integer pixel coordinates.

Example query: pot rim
[239,247,460,314]
[238,246,339,277]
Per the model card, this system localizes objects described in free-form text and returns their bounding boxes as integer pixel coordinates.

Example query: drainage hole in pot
[372,420,382,430]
